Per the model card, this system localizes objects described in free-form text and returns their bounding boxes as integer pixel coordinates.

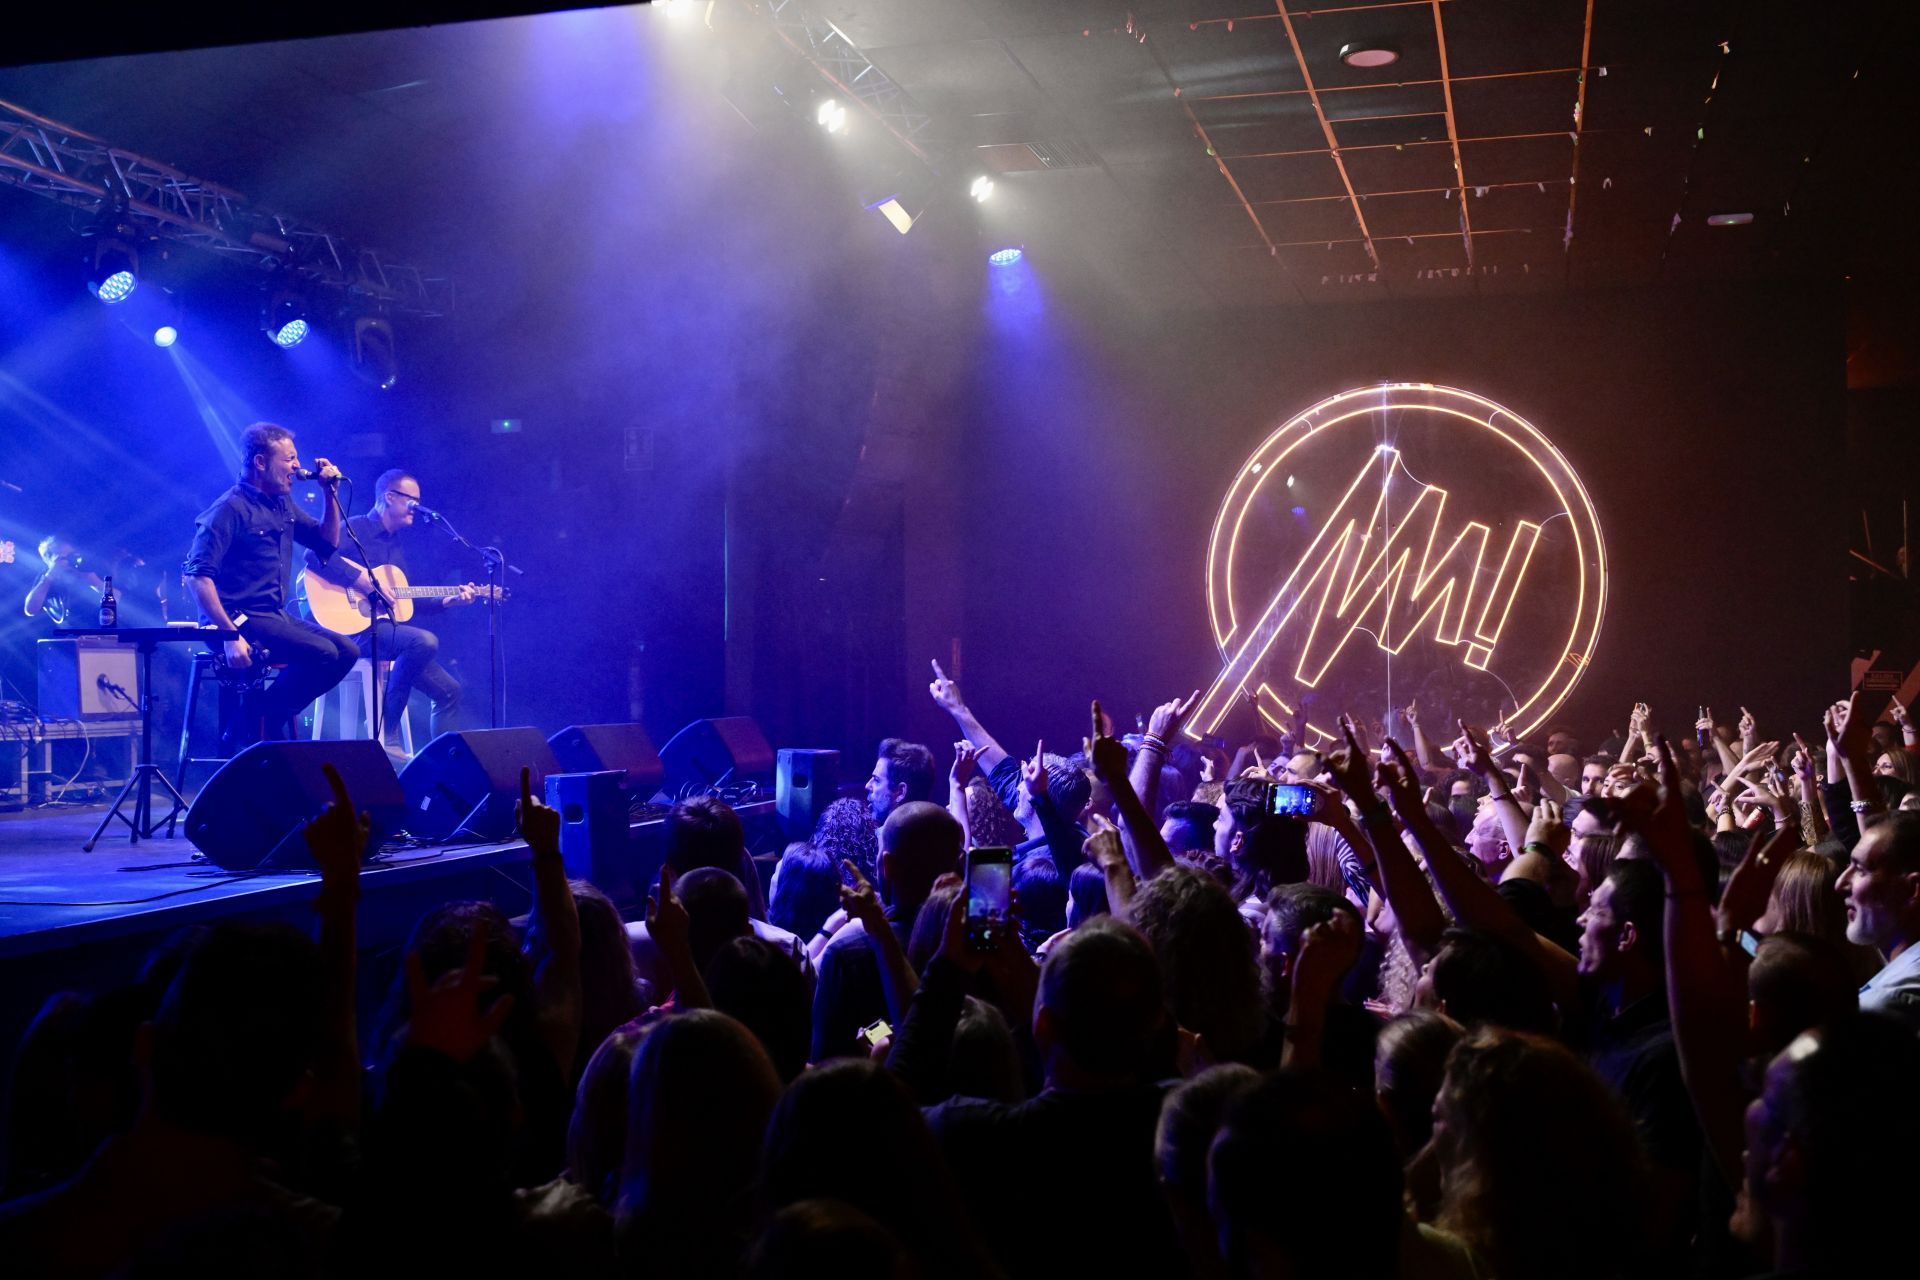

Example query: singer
[303,467,474,755]
[182,422,357,750]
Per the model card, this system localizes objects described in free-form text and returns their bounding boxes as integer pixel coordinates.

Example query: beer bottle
[99,575,117,628]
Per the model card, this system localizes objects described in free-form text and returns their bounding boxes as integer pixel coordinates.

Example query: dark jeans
[356,619,462,743]
[236,610,358,736]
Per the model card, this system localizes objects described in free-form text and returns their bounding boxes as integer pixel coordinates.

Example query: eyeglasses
[387,489,422,503]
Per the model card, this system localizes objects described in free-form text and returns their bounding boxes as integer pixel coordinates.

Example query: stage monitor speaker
[185,739,404,871]
[547,723,664,795]
[37,638,139,721]
[655,716,775,800]
[775,748,840,839]
[399,727,560,842]
[545,770,628,882]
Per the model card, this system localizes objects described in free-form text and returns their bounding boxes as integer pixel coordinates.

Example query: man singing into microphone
[303,468,474,756]
[183,422,358,749]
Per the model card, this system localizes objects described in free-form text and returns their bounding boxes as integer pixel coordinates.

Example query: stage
[0,790,781,1055]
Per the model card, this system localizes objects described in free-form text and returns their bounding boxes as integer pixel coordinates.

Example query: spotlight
[152,325,177,348]
[351,315,398,390]
[1706,212,1754,227]
[969,175,994,203]
[262,282,312,348]
[1291,505,1309,517]
[86,237,140,304]
[1286,474,1295,488]
[815,99,848,134]
[988,247,1023,266]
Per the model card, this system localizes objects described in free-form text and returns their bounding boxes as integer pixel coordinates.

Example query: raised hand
[647,865,691,959]
[1021,739,1051,802]
[1738,706,1757,743]
[1291,909,1364,1005]
[928,658,964,713]
[1403,698,1420,729]
[1146,689,1202,743]
[839,860,887,932]
[1892,695,1911,728]
[1082,812,1129,872]
[1612,736,1697,880]
[1452,720,1497,777]
[303,762,370,903]
[1325,715,1377,802]
[1695,707,1714,736]
[1827,688,1870,756]
[1718,830,1791,935]
[1790,733,1817,781]
[1524,798,1569,857]
[405,917,511,1063]
[516,765,561,858]
[950,740,982,790]
[1085,700,1129,782]
[1379,738,1425,814]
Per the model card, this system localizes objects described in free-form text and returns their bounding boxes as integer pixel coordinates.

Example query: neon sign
[1190,383,1606,747]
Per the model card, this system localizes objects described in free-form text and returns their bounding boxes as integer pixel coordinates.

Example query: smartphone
[860,1018,892,1048]
[1738,930,1761,958]
[1264,782,1317,817]
[965,847,1013,948]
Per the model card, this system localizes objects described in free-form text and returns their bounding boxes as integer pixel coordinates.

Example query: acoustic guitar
[301,563,507,635]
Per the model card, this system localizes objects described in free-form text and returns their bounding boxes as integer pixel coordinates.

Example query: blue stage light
[94,269,137,304]
[152,325,177,347]
[988,247,1023,266]
[270,318,310,348]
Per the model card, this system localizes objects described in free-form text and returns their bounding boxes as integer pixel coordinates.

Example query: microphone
[96,672,136,709]
[292,467,340,485]
[407,500,442,522]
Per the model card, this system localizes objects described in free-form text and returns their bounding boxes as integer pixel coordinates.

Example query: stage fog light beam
[970,175,994,203]
[152,325,177,348]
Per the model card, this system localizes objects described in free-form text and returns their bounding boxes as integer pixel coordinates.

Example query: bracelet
[1522,841,1553,857]
[1850,800,1874,814]
[1490,790,1521,806]
[1140,733,1168,755]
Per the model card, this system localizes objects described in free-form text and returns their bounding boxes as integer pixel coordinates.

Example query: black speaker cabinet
[547,723,665,795]
[398,727,560,842]
[185,739,404,871]
[775,748,840,839]
[545,769,628,882]
[655,716,774,799]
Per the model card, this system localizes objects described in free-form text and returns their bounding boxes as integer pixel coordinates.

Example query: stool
[311,659,414,753]
[176,650,285,787]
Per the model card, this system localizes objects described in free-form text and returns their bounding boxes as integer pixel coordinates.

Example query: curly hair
[964,777,1022,847]
[812,796,878,883]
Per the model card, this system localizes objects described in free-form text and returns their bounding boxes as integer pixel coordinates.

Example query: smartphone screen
[1265,783,1317,817]
[965,847,1013,945]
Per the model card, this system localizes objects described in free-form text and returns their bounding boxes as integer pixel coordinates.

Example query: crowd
[2,666,1917,1279]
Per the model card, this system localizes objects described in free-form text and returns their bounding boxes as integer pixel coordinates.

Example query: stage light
[84,215,144,303]
[152,325,177,348]
[351,315,398,390]
[1706,212,1754,227]
[970,175,994,203]
[262,279,313,348]
[989,247,1023,266]
[871,197,915,234]
[816,99,848,134]
[1286,474,1295,488]
[1339,43,1399,68]
[1290,505,1308,517]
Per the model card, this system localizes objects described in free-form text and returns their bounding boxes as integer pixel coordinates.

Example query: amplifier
[37,637,140,721]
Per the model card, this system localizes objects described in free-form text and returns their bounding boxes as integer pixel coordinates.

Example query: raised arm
[1323,728,1446,967]
[1696,707,1741,777]
[840,860,918,1025]
[646,866,710,1010]
[1131,690,1200,821]
[1828,689,1884,824]
[519,768,583,1079]
[1454,720,1531,860]
[928,659,1010,775]
[1282,910,1363,1071]
[1404,699,1440,772]
[947,741,980,850]
[1088,699,1176,881]
[1892,695,1919,750]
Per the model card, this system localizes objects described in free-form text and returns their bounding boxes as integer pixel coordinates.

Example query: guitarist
[303,467,474,753]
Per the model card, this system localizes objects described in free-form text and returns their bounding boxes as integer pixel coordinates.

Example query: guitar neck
[391,586,469,599]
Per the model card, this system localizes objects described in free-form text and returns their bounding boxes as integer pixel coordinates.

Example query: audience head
[1066,860,1109,928]
[866,738,935,824]
[1435,1028,1651,1280]
[1579,757,1608,796]
[1160,800,1218,857]
[1154,1064,1262,1273]
[1126,865,1264,1064]
[1373,1011,1463,1157]
[1217,780,1310,898]
[1577,857,1665,991]
[705,936,811,1084]
[1034,917,1166,1085]
[1258,881,1359,1016]
[907,882,963,974]
[1746,932,1858,1055]
[963,777,1023,848]
[570,879,646,1059]
[1735,1013,1920,1271]
[1011,855,1066,945]
[745,1200,906,1280]
[1838,812,1920,953]
[768,843,841,941]
[676,867,754,972]
[1568,828,1620,910]
[567,1021,646,1209]
[1757,850,1849,941]
[876,801,962,914]
[1417,927,1557,1034]
[666,795,750,880]
[813,796,879,883]
[949,996,1025,1104]
[1208,1070,1405,1280]
[1011,752,1091,833]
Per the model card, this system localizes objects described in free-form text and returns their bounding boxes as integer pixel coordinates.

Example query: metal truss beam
[0,97,452,317]
[759,0,934,165]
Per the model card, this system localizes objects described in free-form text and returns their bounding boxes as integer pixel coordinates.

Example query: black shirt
[183,483,335,618]
[309,512,410,584]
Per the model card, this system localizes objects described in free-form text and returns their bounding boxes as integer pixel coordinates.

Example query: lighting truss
[758,0,934,165]
[0,97,452,317]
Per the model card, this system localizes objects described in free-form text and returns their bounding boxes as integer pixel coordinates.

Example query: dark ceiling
[1,1,1913,311]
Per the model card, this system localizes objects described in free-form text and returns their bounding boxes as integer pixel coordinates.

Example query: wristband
[1522,841,1554,857]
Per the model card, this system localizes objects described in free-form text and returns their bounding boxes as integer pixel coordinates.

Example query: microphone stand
[335,477,387,747]
[429,509,522,728]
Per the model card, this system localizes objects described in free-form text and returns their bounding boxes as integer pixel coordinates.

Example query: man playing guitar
[303,468,475,753]
[183,423,359,749]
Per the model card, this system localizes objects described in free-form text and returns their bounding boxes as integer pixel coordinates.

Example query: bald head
[878,801,962,913]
